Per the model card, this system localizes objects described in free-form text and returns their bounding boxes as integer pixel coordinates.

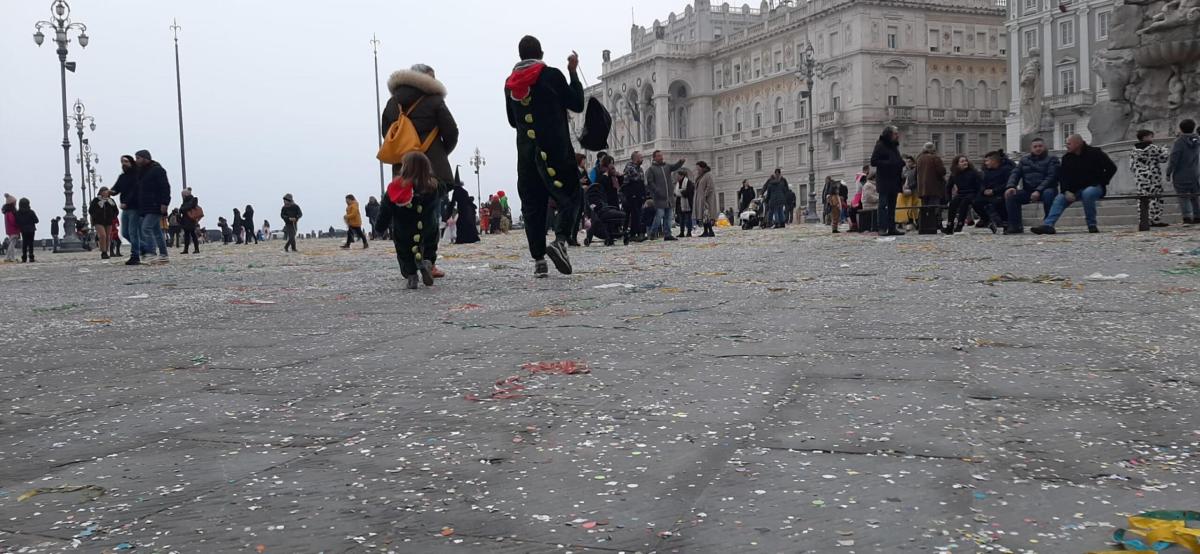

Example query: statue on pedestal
[1019,49,1046,148]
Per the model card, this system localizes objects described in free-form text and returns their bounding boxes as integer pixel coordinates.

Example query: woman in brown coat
[693,161,718,237]
[914,142,947,232]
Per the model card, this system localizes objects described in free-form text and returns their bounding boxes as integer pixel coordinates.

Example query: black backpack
[578,97,611,151]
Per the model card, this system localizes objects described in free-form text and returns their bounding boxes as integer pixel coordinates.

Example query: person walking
[242,205,258,244]
[88,187,119,259]
[1004,137,1060,234]
[674,168,695,238]
[645,150,686,241]
[232,208,244,244]
[870,125,906,236]
[167,208,182,247]
[504,35,585,277]
[694,161,718,237]
[50,217,60,252]
[822,177,847,233]
[943,155,984,234]
[914,142,947,234]
[1032,135,1117,234]
[622,152,648,241]
[3,194,19,263]
[376,152,441,289]
[860,173,880,233]
[763,169,790,228]
[109,217,121,257]
[450,180,480,244]
[110,155,144,264]
[179,188,201,254]
[341,194,368,249]
[134,150,171,265]
[280,194,303,252]
[737,180,755,224]
[365,196,381,239]
[14,198,38,263]
[1167,118,1200,224]
[218,216,232,244]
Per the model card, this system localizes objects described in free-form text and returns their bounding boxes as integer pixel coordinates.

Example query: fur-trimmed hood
[387,70,447,97]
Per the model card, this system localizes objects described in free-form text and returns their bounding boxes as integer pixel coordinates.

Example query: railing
[1046,91,1097,112]
[793,119,810,131]
[886,106,915,121]
[818,111,838,127]
[731,132,742,142]
[930,109,946,121]
[751,129,762,138]
[772,124,783,134]
[955,109,972,121]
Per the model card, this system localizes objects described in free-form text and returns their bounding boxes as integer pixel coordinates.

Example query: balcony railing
[955,109,972,121]
[751,129,762,138]
[817,111,839,128]
[886,106,914,122]
[793,119,810,131]
[1047,91,1097,112]
[930,109,946,121]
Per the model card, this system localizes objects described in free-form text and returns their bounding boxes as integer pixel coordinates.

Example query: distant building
[1005,0,1114,151]
[574,0,1009,210]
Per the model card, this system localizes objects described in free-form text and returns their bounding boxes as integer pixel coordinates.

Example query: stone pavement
[1,224,1198,554]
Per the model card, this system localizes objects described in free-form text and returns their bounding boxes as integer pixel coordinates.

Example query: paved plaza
[1,224,1198,553]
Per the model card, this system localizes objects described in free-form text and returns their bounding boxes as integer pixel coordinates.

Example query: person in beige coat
[693,161,718,237]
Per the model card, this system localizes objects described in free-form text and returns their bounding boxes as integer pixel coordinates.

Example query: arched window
[978,80,990,108]
[887,77,901,106]
[734,107,743,132]
[796,93,809,119]
[774,97,784,124]
[999,81,1009,109]
[716,111,725,135]
[928,79,942,108]
[753,102,763,128]
[952,80,966,109]
[829,82,842,111]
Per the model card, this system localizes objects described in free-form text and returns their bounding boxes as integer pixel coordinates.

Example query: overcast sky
[0,0,687,236]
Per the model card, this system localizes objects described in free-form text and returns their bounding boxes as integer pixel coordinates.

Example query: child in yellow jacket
[342,195,368,249]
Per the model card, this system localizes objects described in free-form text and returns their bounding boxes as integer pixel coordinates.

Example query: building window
[976,32,987,54]
[887,26,898,49]
[774,98,784,124]
[753,57,761,78]
[754,150,763,171]
[775,146,784,167]
[831,140,842,162]
[1023,28,1038,54]
[754,102,763,128]
[798,143,807,166]
[887,94,898,106]
[717,156,725,175]
[1061,122,1075,148]
[734,64,742,83]
[714,69,722,89]
[831,96,841,111]
[716,112,724,135]
[1058,19,1075,48]
[929,29,940,52]
[931,132,942,152]
[829,32,838,55]
[1024,0,1038,14]
[953,31,964,53]
[955,133,966,154]
[715,26,723,39]
[774,50,783,72]
[797,97,808,119]
[718,192,726,212]
[978,133,990,152]
[1097,11,1111,40]
[1059,66,1077,95]
[735,107,743,132]
[736,153,743,173]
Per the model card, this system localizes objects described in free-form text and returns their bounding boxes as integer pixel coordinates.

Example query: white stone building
[574,0,1009,213]
[1004,0,1115,151]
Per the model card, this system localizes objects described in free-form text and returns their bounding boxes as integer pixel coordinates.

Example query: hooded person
[280,193,303,252]
[1167,118,1200,224]
[178,187,202,254]
[242,204,258,244]
[504,35,585,277]
[376,152,442,289]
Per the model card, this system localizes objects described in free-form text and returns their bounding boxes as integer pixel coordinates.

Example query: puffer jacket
[981,158,1015,196]
[1007,152,1060,194]
[1167,134,1200,184]
[382,70,460,183]
[345,201,363,227]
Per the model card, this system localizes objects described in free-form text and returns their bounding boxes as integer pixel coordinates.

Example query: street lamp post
[34,0,89,252]
[796,41,820,223]
[71,99,95,204]
[371,35,385,198]
[171,19,187,189]
[77,137,99,215]
[469,147,486,207]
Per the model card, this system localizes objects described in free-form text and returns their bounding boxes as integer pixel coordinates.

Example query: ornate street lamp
[795,41,821,223]
[469,147,486,208]
[34,0,89,252]
[77,137,99,214]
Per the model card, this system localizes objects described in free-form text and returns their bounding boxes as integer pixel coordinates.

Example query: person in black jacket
[50,217,60,251]
[110,155,145,263]
[944,156,985,234]
[504,35,585,277]
[1032,135,1117,234]
[15,198,38,263]
[975,151,1013,230]
[242,205,258,244]
[376,153,441,289]
[134,150,171,264]
[869,125,906,236]
[179,188,201,254]
[587,155,627,246]
[88,187,119,259]
[737,180,755,224]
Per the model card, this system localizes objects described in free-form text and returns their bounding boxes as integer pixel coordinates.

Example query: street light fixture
[795,41,821,223]
[469,148,486,210]
[34,0,89,252]
[77,138,99,209]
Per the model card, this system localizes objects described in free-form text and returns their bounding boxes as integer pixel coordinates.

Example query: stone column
[1041,14,1054,97]
[1078,6,1091,90]
[655,93,670,150]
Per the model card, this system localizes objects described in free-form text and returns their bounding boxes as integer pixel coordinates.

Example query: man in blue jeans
[133,150,172,264]
[1003,137,1059,234]
[1032,135,1116,234]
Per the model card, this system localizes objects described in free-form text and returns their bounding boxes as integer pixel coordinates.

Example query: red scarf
[505,61,546,101]
[386,178,414,206]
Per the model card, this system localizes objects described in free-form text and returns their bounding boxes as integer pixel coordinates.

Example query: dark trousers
[678,210,693,234]
[344,226,368,247]
[947,194,974,226]
[877,190,898,233]
[182,227,200,251]
[624,199,644,236]
[593,207,625,243]
[21,231,34,260]
[244,225,258,244]
[972,195,1006,225]
[284,224,297,251]
[516,145,579,260]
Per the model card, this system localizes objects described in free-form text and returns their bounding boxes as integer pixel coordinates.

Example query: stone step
[1019,199,1188,229]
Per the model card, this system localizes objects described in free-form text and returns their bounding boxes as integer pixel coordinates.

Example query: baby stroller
[740,200,762,230]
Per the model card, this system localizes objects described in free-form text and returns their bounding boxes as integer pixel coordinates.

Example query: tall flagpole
[171,19,188,189]
[371,34,384,198]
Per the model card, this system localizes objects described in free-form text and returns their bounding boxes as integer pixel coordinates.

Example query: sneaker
[546,241,572,275]
[125,257,141,266]
[988,222,998,234]
[1088,226,1100,233]
[1003,227,1023,235]
[664,235,677,241]
[418,260,435,286]
[101,252,109,260]
[1030,225,1056,235]
[405,274,420,289]
[534,259,549,278]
